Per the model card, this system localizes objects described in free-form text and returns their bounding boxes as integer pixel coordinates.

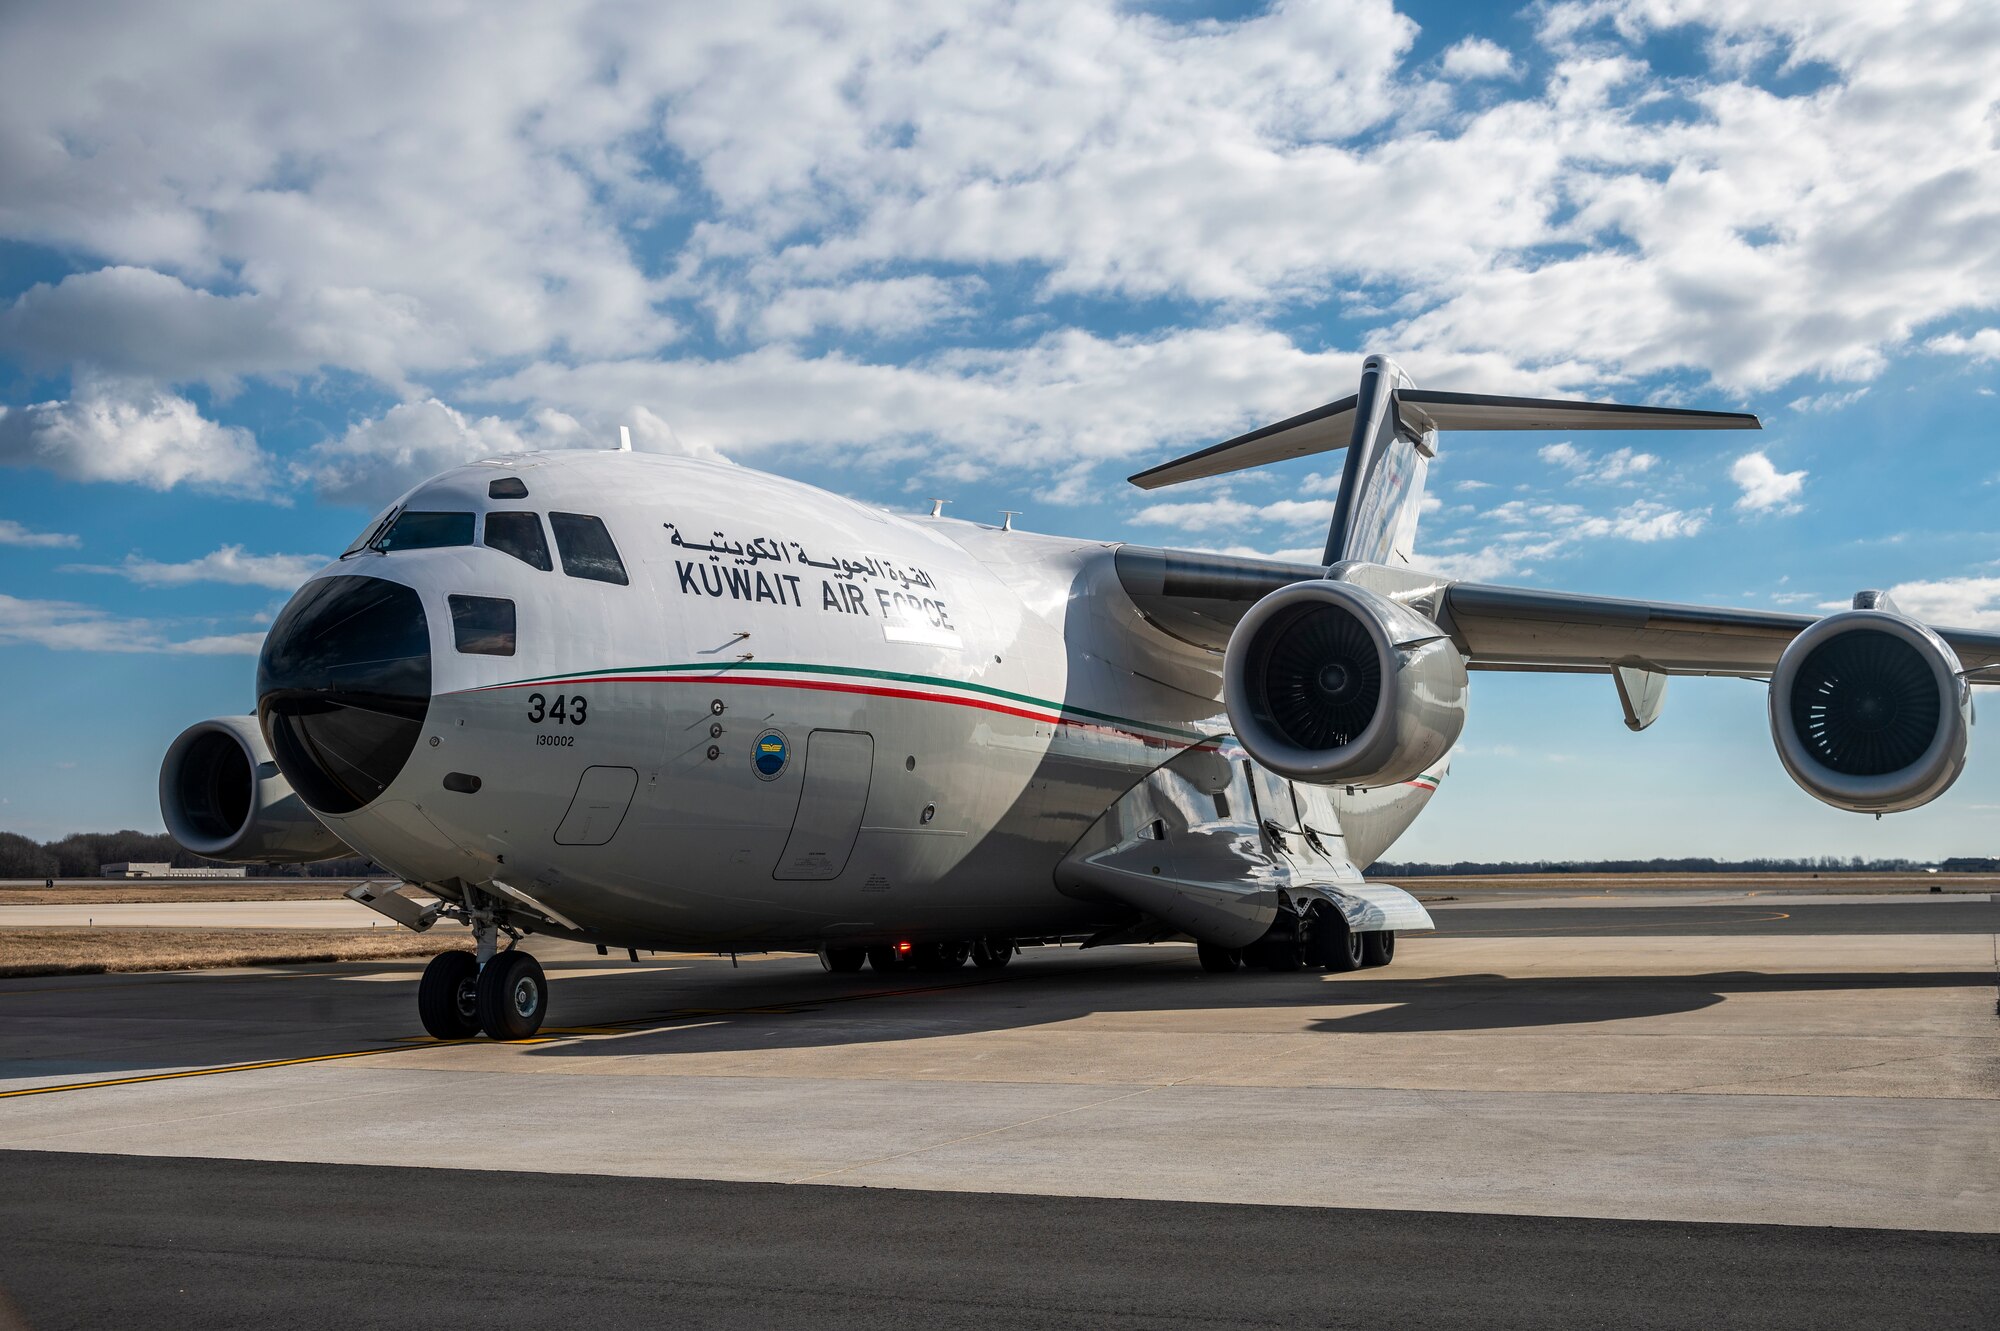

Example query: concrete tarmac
[1,892,1995,1324]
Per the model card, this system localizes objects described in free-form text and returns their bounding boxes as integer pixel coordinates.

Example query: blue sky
[2,0,1997,858]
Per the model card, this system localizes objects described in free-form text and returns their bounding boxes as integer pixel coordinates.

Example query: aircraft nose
[257,574,432,815]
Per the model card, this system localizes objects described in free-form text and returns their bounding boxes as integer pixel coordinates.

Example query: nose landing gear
[416,895,549,1041]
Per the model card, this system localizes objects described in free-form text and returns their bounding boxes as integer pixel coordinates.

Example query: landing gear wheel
[418,951,480,1039]
[1321,919,1364,973]
[1360,930,1396,968]
[913,941,970,973]
[476,950,548,1040]
[821,946,866,973]
[971,937,1014,970]
[1196,942,1241,973]
[866,945,909,973]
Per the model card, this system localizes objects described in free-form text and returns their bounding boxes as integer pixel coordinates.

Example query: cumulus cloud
[1926,329,2000,363]
[0,375,272,494]
[751,276,983,342]
[1731,450,1806,513]
[0,0,1994,510]
[0,521,78,548]
[1787,387,1869,413]
[1133,495,1336,533]
[1415,496,1707,580]
[1877,575,2000,629]
[475,325,1369,480]
[64,544,328,591]
[1538,441,1658,483]
[0,593,264,654]
[1439,37,1517,80]
[293,399,613,506]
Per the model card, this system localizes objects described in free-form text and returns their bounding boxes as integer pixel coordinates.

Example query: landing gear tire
[476,950,548,1040]
[418,951,480,1039]
[913,941,970,973]
[1360,930,1396,968]
[866,944,909,973]
[971,938,1014,970]
[1197,942,1242,973]
[1321,919,1364,973]
[821,946,866,973]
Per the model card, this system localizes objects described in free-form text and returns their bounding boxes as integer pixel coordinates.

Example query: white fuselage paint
[310,451,1444,950]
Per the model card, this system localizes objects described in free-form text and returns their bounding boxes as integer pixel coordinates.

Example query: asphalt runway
[1,888,1995,1326]
[3,1150,1993,1331]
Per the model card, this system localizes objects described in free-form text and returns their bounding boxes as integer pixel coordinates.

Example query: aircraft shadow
[3,952,1991,1084]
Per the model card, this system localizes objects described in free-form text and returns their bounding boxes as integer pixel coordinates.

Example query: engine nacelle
[1769,610,1972,814]
[1223,579,1467,787]
[159,716,353,863]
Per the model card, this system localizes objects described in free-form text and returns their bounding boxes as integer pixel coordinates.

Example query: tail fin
[1127,357,1760,567]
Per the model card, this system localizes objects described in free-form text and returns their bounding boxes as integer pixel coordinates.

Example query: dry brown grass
[0,880,364,906]
[0,927,453,977]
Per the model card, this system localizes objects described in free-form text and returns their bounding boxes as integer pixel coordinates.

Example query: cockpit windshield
[370,510,475,553]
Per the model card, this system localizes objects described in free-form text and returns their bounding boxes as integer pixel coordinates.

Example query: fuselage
[270,450,1443,951]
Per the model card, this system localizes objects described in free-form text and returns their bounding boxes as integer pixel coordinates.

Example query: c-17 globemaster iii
[159,355,2000,1039]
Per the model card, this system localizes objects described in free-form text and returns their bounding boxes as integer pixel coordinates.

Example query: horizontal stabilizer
[1129,388,1759,490]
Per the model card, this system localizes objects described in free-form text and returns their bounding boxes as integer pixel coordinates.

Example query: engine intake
[1769,610,1971,813]
[1224,579,1466,786]
[160,716,353,863]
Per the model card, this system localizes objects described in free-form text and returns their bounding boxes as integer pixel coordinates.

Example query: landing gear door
[774,730,874,881]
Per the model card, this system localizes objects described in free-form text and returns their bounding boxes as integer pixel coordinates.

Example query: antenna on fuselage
[617,425,633,452]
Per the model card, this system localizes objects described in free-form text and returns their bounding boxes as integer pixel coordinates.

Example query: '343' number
[526,693,587,725]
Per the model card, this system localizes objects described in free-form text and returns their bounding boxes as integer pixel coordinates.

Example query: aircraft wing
[1113,545,2000,678]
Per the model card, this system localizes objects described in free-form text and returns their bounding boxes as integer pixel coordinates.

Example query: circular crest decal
[752,729,790,780]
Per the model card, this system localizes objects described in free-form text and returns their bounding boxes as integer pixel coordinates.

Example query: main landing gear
[823,937,1015,976]
[417,904,548,1041]
[1197,921,1397,976]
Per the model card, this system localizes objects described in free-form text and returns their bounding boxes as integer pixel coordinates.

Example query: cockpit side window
[341,504,400,558]
[375,511,475,552]
[448,595,517,656]
[548,512,629,586]
[484,511,552,571]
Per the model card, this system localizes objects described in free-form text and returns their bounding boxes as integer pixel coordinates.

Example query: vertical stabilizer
[1322,355,1432,567]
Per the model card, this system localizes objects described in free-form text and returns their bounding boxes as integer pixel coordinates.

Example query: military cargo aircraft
[158,355,2000,1038]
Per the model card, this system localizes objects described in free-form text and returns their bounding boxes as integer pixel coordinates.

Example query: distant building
[99,862,247,879]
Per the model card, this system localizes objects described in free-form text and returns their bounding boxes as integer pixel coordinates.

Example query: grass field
[0,880,363,906]
[0,926,450,978]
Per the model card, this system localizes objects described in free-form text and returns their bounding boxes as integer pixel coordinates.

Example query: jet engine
[159,715,352,863]
[1769,606,1972,814]
[1223,579,1467,787]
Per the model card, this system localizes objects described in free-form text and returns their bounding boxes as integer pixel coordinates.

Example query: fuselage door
[554,765,639,846]
[774,730,875,881]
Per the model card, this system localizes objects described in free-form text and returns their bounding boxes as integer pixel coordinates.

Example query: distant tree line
[1364,855,1971,876]
[0,830,380,879]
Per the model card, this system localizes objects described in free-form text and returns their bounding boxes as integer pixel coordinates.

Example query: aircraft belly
[389,678,1165,945]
